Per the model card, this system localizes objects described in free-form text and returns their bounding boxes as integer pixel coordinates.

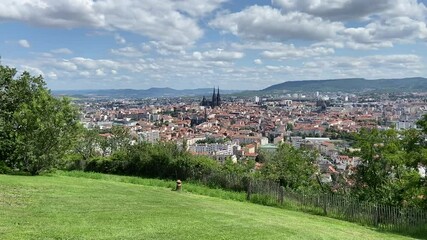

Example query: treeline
[63,134,318,191]
[350,126,427,209]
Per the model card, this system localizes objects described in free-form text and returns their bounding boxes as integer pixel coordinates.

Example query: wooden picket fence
[246,179,427,232]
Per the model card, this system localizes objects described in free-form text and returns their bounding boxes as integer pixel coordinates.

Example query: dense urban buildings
[77,90,427,183]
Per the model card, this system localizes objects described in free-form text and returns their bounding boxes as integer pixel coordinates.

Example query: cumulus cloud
[111,47,144,58]
[212,2,427,50]
[302,54,423,78]
[254,59,263,64]
[193,50,244,62]
[210,5,344,42]
[46,71,58,79]
[95,69,105,76]
[261,45,334,59]
[18,39,30,48]
[273,0,427,21]
[272,0,391,21]
[20,65,43,76]
[174,0,227,17]
[0,0,226,46]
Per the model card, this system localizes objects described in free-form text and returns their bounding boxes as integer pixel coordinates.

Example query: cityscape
[2,0,427,239]
[75,86,427,186]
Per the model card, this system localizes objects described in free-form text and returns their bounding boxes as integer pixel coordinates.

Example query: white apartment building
[138,130,160,143]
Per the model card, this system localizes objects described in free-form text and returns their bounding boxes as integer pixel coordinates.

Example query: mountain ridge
[262,77,427,92]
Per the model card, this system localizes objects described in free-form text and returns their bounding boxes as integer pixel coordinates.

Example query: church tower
[216,87,221,107]
[211,87,217,108]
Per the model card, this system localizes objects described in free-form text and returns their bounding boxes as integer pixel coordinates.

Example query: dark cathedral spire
[200,87,221,108]
[216,87,221,107]
[211,87,217,108]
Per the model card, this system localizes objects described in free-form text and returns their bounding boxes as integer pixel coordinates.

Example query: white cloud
[192,50,244,62]
[18,39,30,48]
[210,5,344,42]
[111,47,144,58]
[51,48,73,54]
[46,71,58,79]
[95,69,105,76]
[52,60,78,71]
[114,34,126,44]
[20,65,43,76]
[272,0,391,21]
[261,45,334,59]
[212,2,427,50]
[301,54,424,79]
[174,0,227,17]
[273,0,427,21]
[254,59,263,64]
[265,65,293,73]
[71,57,117,70]
[0,0,226,46]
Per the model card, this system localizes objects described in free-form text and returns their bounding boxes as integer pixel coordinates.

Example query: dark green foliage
[71,141,221,182]
[416,114,427,134]
[0,65,79,175]
[260,144,319,191]
[352,128,427,209]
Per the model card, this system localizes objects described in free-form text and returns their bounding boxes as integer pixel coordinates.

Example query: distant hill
[262,77,427,93]
[53,88,241,99]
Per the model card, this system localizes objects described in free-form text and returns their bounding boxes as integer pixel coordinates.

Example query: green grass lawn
[0,172,417,240]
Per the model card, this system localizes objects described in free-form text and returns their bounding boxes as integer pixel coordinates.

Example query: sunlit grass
[0,172,415,239]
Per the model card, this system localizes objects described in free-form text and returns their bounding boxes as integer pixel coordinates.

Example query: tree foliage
[261,144,318,191]
[352,128,426,208]
[0,65,79,175]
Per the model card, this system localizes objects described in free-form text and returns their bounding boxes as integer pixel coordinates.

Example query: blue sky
[1,0,427,90]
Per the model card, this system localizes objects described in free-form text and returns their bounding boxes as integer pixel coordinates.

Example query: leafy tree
[261,144,318,191]
[286,122,293,131]
[0,65,79,175]
[352,128,426,207]
[417,114,427,134]
[74,128,101,169]
[110,125,131,152]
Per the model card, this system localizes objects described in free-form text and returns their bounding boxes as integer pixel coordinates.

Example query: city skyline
[1,0,427,90]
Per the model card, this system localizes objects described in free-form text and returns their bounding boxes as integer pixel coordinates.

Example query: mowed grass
[0,173,416,240]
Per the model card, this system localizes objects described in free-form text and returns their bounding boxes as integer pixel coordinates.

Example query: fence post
[278,186,285,204]
[246,180,252,201]
[323,193,328,215]
[373,204,379,227]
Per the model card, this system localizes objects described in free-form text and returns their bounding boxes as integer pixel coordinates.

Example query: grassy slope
[0,173,415,240]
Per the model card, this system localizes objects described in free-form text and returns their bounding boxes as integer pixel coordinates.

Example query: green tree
[74,128,101,169]
[0,65,79,175]
[110,125,131,152]
[416,114,427,134]
[286,123,294,131]
[261,144,318,191]
[352,128,426,207]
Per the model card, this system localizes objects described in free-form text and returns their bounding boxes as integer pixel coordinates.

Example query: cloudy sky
[1,0,427,90]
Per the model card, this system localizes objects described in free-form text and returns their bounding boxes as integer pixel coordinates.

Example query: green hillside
[0,173,414,240]
[262,77,427,93]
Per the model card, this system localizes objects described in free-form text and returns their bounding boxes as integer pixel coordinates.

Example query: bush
[69,142,222,182]
[0,161,11,174]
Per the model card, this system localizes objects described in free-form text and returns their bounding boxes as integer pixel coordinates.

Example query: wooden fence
[246,179,427,232]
